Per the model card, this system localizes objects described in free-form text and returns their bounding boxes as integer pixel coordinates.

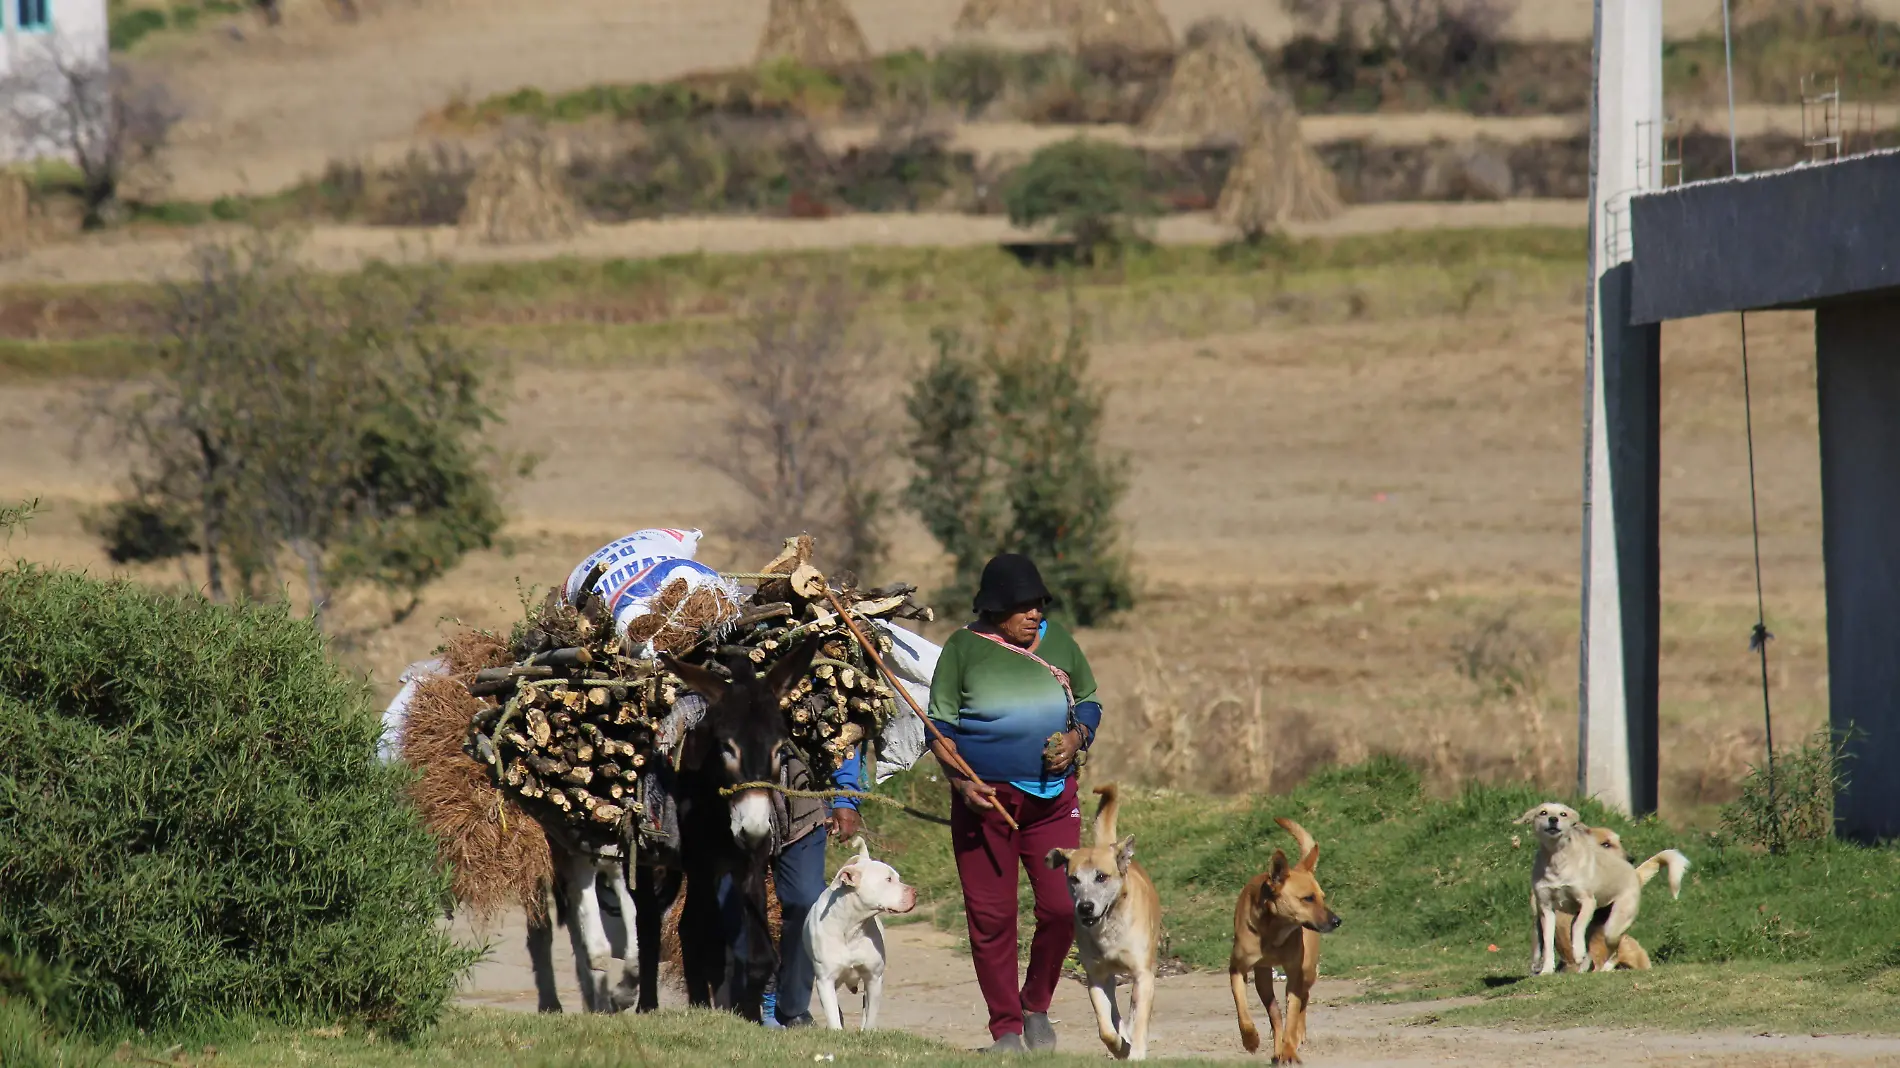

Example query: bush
[0,563,477,1036]
[904,303,1136,625]
[1721,727,1849,851]
[1002,138,1157,262]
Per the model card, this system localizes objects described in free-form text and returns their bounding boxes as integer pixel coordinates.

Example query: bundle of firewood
[462,534,933,840]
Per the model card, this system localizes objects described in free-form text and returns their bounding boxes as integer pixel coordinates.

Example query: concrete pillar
[1580,0,1664,815]
[1815,301,1900,843]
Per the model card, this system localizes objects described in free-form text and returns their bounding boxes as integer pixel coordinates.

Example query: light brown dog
[1047,783,1163,1060]
[1552,825,1689,972]
[1228,818,1341,1064]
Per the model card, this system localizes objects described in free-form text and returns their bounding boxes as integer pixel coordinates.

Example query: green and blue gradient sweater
[927,619,1102,792]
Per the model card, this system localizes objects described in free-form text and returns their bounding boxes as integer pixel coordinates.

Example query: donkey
[525,831,641,1013]
[658,635,822,1021]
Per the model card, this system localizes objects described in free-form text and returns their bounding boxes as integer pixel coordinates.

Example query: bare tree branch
[1,39,180,227]
[699,274,893,581]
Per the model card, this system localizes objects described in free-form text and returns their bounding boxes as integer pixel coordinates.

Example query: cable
[1737,310,1781,852]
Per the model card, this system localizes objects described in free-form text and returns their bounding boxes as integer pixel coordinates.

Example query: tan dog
[1047,783,1163,1060]
[1552,825,1690,972]
[1228,818,1341,1064]
[1516,802,1676,975]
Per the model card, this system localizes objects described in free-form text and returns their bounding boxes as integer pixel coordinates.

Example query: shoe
[981,1032,1026,1054]
[778,1014,815,1029]
[1023,1012,1057,1051]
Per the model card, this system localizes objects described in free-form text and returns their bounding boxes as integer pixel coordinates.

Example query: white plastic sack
[871,621,942,784]
[564,528,704,604]
[603,558,738,637]
[379,657,445,764]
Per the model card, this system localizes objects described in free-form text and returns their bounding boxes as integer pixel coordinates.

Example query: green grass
[0,228,1586,381]
[861,757,1900,1033]
[108,0,244,52]
[6,1005,1247,1067]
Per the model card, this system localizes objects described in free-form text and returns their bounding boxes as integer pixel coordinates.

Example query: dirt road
[451,906,1900,1065]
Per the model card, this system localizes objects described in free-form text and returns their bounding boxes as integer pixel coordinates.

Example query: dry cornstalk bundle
[0,172,33,256]
[460,535,934,844]
[1140,18,1274,144]
[754,0,871,67]
[955,0,1173,52]
[402,630,552,920]
[457,127,584,246]
[1214,97,1343,235]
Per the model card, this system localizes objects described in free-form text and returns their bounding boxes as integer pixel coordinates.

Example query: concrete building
[2,0,111,163]
[1583,1,1900,841]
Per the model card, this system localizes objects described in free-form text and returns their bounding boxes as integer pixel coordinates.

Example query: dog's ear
[1114,834,1136,875]
[1513,806,1542,826]
[1268,848,1290,891]
[1045,848,1073,871]
[1297,841,1319,873]
[836,863,860,888]
[853,835,870,862]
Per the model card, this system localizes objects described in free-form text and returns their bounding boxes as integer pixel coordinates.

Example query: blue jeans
[717,826,828,1025]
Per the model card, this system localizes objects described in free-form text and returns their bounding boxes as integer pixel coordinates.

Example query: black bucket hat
[972,553,1053,614]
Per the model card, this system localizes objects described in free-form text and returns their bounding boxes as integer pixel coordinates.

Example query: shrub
[1720,726,1850,851]
[0,563,477,1036]
[1002,138,1157,262]
[904,303,1136,625]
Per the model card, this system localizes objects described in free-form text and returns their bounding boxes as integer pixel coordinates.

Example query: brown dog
[1228,818,1341,1063]
[1552,825,1689,972]
[1047,784,1164,1060]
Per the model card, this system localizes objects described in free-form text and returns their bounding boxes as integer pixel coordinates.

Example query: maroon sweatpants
[950,776,1082,1040]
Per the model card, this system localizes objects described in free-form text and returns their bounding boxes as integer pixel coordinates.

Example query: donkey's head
[664,635,821,850]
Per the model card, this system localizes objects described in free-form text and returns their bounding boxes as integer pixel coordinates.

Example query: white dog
[803,836,917,1030]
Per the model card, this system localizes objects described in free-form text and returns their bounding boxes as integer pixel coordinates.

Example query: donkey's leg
[634,865,681,1012]
[561,851,614,1012]
[608,860,641,1011]
[525,883,563,1014]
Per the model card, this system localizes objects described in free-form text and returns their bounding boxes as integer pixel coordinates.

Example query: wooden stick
[819,586,1019,832]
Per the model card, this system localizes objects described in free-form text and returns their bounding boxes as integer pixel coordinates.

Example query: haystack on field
[955,0,1174,51]
[1215,97,1344,233]
[0,173,33,256]
[1139,17,1273,144]
[457,127,586,246]
[754,0,873,66]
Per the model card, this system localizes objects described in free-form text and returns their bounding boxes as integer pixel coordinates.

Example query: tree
[904,298,1135,625]
[0,42,179,228]
[700,273,891,581]
[100,233,516,631]
[1002,137,1157,264]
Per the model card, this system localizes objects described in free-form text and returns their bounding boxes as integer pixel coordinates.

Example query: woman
[928,553,1103,1054]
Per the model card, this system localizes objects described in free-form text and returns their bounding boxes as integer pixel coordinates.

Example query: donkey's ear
[661,653,730,707]
[763,634,826,701]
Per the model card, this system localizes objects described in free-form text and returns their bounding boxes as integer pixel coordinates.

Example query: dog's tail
[1275,817,1318,870]
[1092,783,1122,844]
[1634,849,1690,899]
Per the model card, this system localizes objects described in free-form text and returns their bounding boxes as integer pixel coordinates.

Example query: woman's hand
[1043,728,1084,773]
[829,806,862,841]
[953,778,999,811]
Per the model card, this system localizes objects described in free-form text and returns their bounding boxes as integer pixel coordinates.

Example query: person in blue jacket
[718,743,863,1027]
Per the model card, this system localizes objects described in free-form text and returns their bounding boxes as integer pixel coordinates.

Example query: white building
[2,0,111,162]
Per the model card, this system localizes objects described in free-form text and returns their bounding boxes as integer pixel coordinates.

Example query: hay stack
[403,630,553,921]
[1141,18,1273,143]
[457,128,585,246]
[755,0,870,67]
[1214,98,1343,235]
[955,0,1174,53]
[0,172,32,256]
